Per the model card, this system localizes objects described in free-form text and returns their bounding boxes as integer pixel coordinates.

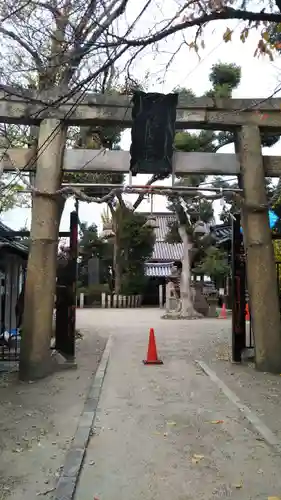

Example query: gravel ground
[0,325,106,500]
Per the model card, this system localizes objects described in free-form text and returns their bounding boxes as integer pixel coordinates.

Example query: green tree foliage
[118,209,155,294]
[170,62,279,228]
[78,222,111,287]
[207,63,241,98]
[193,247,229,287]
[213,175,276,224]
[165,61,277,278]
[167,63,241,246]
[0,178,30,213]
[78,210,155,295]
[273,240,281,293]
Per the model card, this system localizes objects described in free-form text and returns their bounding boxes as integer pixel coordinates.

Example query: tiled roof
[141,212,183,261]
[145,262,174,277]
[140,212,232,262]
[154,215,175,241]
[0,222,28,256]
[152,242,183,261]
[144,263,217,294]
[141,212,176,241]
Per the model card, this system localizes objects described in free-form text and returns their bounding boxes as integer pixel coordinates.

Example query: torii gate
[0,87,281,378]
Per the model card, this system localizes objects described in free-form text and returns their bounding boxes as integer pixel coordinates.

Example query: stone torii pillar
[19,119,66,381]
[238,125,281,373]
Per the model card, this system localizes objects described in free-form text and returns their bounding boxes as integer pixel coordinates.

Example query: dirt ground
[205,336,281,442]
[2,308,281,499]
[0,326,107,500]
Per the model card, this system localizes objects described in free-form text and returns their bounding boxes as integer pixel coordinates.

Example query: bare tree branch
[89,7,281,49]
[0,1,32,23]
[0,26,43,69]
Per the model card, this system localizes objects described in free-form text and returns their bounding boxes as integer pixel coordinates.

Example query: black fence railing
[0,211,78,368]
[0,261,24,364]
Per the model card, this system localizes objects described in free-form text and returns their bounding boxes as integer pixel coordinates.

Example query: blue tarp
[240,209,279,233]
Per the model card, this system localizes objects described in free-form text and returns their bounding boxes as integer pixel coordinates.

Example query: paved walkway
[73,310,281,500]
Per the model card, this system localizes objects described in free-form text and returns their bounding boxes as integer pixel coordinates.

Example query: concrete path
[74,309,281,500]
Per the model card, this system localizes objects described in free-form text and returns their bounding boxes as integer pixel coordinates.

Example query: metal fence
[0,259,24,364]
[0,211,78,368]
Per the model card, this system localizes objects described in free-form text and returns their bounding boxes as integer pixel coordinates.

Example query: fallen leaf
[89,460,95,466]
[163,432,168,437]
[210,420,224,424]
[233,482,243,489]
[191,454,204,464]
[268,497,281,500]
[166,421,176,426]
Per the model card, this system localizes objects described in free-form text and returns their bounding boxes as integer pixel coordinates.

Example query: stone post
[101,293,106,308]
[159,284,164,308]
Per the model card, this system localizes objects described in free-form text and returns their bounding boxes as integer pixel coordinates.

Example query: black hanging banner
[130,91,178,176]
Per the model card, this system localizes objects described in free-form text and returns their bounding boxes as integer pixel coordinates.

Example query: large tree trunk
[162,225,202,320]
[178,225,202,319]
[113,232,122,294]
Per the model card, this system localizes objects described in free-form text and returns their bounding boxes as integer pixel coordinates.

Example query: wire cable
[1,19,281,206]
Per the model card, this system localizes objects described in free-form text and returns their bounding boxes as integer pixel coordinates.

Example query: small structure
[142,212,230,306]
[0,222,28,360]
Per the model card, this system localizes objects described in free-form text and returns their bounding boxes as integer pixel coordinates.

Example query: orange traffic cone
[219,303,227,319]
[245,303,250,321]
[143,328,163,365]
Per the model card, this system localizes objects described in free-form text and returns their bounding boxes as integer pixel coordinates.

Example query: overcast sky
[2,18,281,233]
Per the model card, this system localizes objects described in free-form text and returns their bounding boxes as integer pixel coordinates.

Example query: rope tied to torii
[2,146,276,211]
[26,184,244,204]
